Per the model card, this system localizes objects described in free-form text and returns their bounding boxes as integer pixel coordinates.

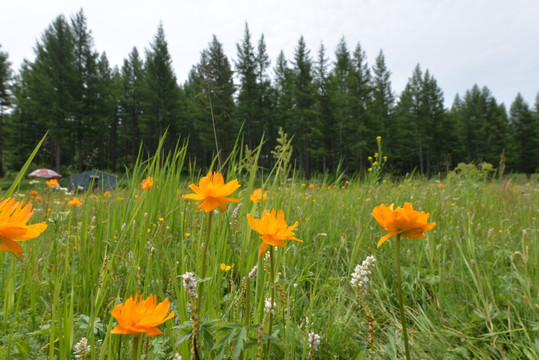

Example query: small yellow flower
[376,136,382,141]
[220,263,232,272]
[374,153,379,158]
[383,156,388,161]
[368,168,373,172]
[185,232,190,237]
[159,217,164,222]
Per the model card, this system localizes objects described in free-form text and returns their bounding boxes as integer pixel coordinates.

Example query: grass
[0,141,537,359]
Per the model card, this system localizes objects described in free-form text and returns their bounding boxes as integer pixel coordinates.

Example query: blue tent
[68,170,117,191]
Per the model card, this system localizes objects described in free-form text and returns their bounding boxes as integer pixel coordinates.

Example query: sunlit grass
[0,142,537,359]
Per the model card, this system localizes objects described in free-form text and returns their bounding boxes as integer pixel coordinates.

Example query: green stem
[395,235,411,360]
[197,211,213,311]
[266,246,275,359]
[132,334,142,360]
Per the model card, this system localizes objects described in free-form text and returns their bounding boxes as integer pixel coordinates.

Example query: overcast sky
[1,0,538,109]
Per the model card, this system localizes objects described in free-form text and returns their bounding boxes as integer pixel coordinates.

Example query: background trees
[1,14,537,177]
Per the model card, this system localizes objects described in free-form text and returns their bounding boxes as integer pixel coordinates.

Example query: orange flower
[30,190,38,196]
[69,197,82,206]
[111,294,175,337]
[0,198,48,258]
[141,177,154,190]
[182,172,240,212]
[46,179,59,188]
[35,196,42,201]
[247,209,303,257]
[372,202,436,248]
[250,188,267,203]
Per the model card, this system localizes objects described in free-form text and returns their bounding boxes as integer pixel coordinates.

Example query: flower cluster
[140,176,154,190]
[308,332,321,352]
[181,272,198,300]
[74,337,91,358]
[351,255,376,297]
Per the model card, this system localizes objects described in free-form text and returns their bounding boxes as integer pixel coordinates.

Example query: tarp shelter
[68,170,117,191]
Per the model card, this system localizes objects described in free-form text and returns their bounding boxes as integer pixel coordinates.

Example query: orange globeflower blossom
[111,294,175,336]
[30,190,38,196]
[140,177,154,190]
[182,172,240,212]
[0,198,48,258]
[69,197,82,206]
[372,202,435,248]
[250,188,267,203]
[247,209,303,257]
[46,179,59,188]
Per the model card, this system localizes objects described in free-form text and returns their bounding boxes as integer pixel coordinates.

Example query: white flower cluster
[173,353,183,360]
[350,255,376,297]
[308,332,321,352]
[74,337,91,358]
[181,272,198,299]
[248,265,258,279]
[264,297,276,314]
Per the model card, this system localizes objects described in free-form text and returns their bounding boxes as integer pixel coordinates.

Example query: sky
[1,0,538,109]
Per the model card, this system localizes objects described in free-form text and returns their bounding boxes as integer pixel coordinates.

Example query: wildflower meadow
[0,138,537,360]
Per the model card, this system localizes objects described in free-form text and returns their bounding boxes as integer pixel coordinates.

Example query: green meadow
[0,142,537,360]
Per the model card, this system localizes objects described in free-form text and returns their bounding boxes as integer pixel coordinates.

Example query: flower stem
[395,235,411,360]
[132,334,142,360]
[197,211,213,311]
[266,245,275,359]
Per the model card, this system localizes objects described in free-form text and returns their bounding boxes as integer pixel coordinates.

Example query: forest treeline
[0,10,538,179]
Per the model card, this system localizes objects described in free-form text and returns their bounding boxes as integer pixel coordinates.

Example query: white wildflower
[264,297,276,314]
[248,265,258,279]
[350,255,376,297]
[74,337,91,358]
[308,332,321,352]
[181,272,198,299]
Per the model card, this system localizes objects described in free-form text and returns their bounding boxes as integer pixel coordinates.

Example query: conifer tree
[142,23,180,154]
[120,47,144,166]
[510,93,539,174]
[370,50,394,160]
[314,42,334,173]
[0,45,12,176]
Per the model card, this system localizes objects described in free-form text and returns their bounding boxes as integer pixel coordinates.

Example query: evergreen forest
[0,10,538,179]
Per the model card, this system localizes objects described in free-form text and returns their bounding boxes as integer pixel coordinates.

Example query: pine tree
[350,42,372,178]
[71,9,100,171]
[0,45,12,176]
[235,23,258,148]
[510,93,539,174]
[142,23,180,154]
[370,50,394,161]
[291,36,319,178]
[120,47,144,166]
[313,42,334,173]
[28,15,77,171]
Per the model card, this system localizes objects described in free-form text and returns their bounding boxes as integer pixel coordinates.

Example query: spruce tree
[0,45,12,176]
[142,23,180,154]
[510,93,539,174]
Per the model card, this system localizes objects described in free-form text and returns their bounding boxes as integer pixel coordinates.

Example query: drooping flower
[247,209,303,257]
[140,177,154,190]
[69,197,82,206]
[111,294,175,336]
[372,202,435,247]
[0,198,48,258]
[182,172,240,212]
[250,188,267,203]
[46,179,59,188]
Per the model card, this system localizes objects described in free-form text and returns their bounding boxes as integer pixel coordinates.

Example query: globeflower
[247,209,303,257]
[46,179,59,188]
[140,177,154,190]
[182,172,240,212]
[111,294,175,336]
[250,188,267,203]
[372,202,436,247]
[69,197,82,206]
[0,198,48,258]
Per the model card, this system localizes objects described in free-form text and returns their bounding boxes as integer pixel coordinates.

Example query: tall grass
[0,139,537,359]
